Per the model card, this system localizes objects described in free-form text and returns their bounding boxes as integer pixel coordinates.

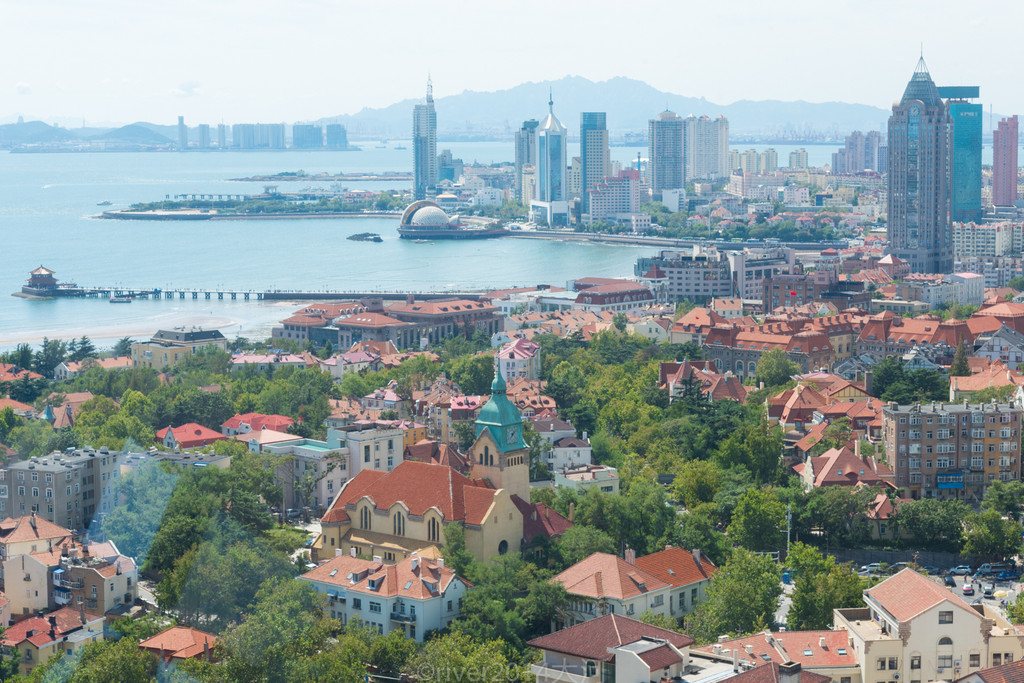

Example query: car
[996,570,1021,581]
[950,565,973,575]
[921,565,941,575]
[983,583,996,597]
[944,575,957,588]
[860,562,883,574]
[962,583,975,596]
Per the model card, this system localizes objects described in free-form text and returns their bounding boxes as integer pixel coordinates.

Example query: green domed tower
[471,364,529,500]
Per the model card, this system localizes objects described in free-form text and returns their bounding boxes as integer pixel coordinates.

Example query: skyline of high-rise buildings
[531,94,569,227]
[684,115,729,181]
[514,119,539,202]
[940,86,983,224]
[993,115,1019,208]
[579,112,611,213]
[412,79,438,201]
[887,58,953,274]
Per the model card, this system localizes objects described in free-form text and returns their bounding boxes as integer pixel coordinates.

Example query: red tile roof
[2,606,103,648]
[0,398,33,413]
[634,546,717,588]
[527,614,693,662]
[955,658,1024,683]
[798,446,894,488]
[301,553,462,599]
[221,412,295,432]
[694,630,857,668]
[729,663,831,683]
[514,499,572,540]
[866,568,975,621]
[552,552,669,600]
[140,626,218,661]
[155,423,227,448]
[0,515,72,545]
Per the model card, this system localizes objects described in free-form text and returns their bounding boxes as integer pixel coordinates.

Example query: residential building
[881,400,1022,502]
[531,94,570,227]
[528,614,694,683]
[586,170,644,224]
[938,86,983,223]
[221,412,294,436]
[649,110,685,193]
[789,148,809,170]
[634,248,733,302]
[0,516,72,568]
[156,423,227,450]
[2,447,122,531]
[974,327,1024,370]
[497,338,540,381]
[833,130,884,173]
[228,352,307,373]
[327,421,404,477]
[413,79,438,200]
[238,428,301,453]
[956,659,1024,683]
[176,116,186,151]
[300,552,468,641]
[264,439,348,512]
[2,606,104,676]
[291,124,323,149]
[948,360,1024,400]
[685,115,730,180]
[580,112,610,212]
[52,541,137,615]
[694,630,860,682]
[334,298,502,351]
[325,124,349,149]
[313,369,571,564]
[793,445,895,490]
[726,247,798,299]
[834,569,1024,683]
[514,119,539,201]
[52,356,132,382]
[953,222,1020,258]
[547,545,718,635]
[131,328,228,369]
[554,464,619,494]
[993,116,1019,207]
[887,58,953,273]
[704,324,834,380]
[139,626,217,664]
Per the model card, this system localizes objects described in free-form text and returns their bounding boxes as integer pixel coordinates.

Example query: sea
[0,140,1001,352]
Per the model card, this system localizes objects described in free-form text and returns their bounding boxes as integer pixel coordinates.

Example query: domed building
[399,200,453,229]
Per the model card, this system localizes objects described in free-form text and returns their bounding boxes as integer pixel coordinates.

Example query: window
[447,600,453,612]
[889,657,898,670]
[970,654,980,667]
[939,611,953,624]
[938,655,953,668]
[877,658,886,671]
[993,654,1002,667]
[369,601,381,613]
[352,598,361,610]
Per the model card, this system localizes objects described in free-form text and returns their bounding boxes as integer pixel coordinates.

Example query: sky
[2,0,1021,127]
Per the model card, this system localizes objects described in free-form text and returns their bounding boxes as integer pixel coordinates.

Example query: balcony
[57,578,83,590]
[530,664,595,683]
[54,588,72,605]
[390,610,416,623]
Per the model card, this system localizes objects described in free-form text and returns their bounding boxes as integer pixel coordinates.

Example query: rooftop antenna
[426,74,433,103]
[548,87,554,114]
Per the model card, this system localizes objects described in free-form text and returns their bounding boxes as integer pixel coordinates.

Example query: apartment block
[882,401,1022,502]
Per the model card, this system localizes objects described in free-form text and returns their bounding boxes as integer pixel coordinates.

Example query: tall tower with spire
[887,57,953,274]
[530,91,570,227]
[412,77,438,200]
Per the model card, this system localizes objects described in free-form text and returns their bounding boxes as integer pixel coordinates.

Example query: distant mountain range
[318,76,893,140]
[1,76,897,147]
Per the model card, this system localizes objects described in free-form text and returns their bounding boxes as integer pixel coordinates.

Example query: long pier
[17,286,484,302]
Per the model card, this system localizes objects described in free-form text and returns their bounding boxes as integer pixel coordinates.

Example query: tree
[553,525,616,569]
[612,312,628,332]
[441,523,475,580]
[113,336,133,357]
[22,636,158,682]
[639,610,684,632]
[522,422,551,480]
[671,459,722,509]
[1008,592,1024,623]
[727,488,786,552]
[785,543,864,630]
[896,498,969,552]
[810,417,853,455]
[982,480,1024,521]
[962,509,1024,560]
[1008,275,1024,292]
[949,340,970,377]
[686,548,782,643]
[446,353,494,395]
[755,348,800,388]
[411,631,518,683]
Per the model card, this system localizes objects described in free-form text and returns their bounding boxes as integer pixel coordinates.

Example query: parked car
[995,570,1021,581]
[978,563,1014,576]
[944,575,957,588]
[950,565,973,575]
[962,583,975,596]
[921,565,941,575]
[983,583,996,597]
[860,562,883,574]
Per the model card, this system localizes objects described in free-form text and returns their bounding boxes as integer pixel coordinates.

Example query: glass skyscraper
[648,110,684,193]
[938,86,982,224]
[993,116,1019,207]
[579,112,609,212]
[887,58,953,274]
[412,79,438,200]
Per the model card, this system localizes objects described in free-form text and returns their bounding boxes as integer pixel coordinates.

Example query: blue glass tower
[938,86,982,224]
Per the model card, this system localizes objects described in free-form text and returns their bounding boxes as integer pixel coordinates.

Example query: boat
[109,295,132,303]
[96,200,112,206]
[414,239,428,244]
[395,145,407,150]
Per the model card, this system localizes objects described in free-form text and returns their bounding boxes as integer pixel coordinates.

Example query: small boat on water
[97,200,112,206]
[109,295,132,303]
[395,145,407,150]
[414,239,429,244]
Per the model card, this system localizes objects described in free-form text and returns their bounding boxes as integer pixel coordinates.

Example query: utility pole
[786,502,792,555]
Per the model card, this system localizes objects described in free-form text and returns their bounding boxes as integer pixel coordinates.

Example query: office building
[882,400,1022,502]
[993,115,1019,207]
[231,123,256,149]
[437,149,463,183]
[586,169,644,224]
[292,124,323,149]
[216,123,227,149]
[514,119,539,201]
[684,115,729,180]
[176,116,187,151]
[197,124,210,149]
[789,148,808,170]
[531,93,569,227]
[412,78,438,200]
[579,112,610,212]
[648,111,684,194]
[833,131,883,173]
[887,58,953,274]
[325,124,349,149]
[939,86,983,223]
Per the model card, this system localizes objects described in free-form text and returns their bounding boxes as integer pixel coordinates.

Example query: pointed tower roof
[538,90,566,134]
[901,57,942,107]
[474,363,526,452]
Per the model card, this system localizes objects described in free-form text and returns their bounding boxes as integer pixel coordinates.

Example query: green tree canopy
[686,548,782,643]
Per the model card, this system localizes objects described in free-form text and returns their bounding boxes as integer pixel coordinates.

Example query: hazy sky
[3,0,1020,126]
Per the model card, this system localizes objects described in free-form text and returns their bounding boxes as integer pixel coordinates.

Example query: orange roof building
[156,423,227,450]
[140,626,217,662]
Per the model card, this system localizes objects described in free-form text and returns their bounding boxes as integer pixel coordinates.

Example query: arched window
[939,637,953,646]
[749,361,756,375]
[428,517,440,542]
[484,446,490,466]
[393,512,405,536]
[736,360,743,374]
[360,506,370,530]
[586,662,597,677]
[498,540,508,555]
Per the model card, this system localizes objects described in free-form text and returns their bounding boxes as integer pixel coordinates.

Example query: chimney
[854,439,861,458]
[336,548,344,557]
[436,558,444,569]
[372,555,382,564]
[406,293,415,305]
[864,370,873,396]
[732,648,740,673]
[30,512,36,530]
[779,661,802,683]
[79,603,86,624]
[819,637,827,649]
[625,548,636,565]
[693,548,702,568]
[410,553,420,572]
[568,502,575,524]
[350,548,357,557]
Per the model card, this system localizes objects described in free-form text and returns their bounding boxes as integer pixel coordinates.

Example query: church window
[393,512,405,536]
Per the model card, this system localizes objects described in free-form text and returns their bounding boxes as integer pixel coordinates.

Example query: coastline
[97,209,403,221]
